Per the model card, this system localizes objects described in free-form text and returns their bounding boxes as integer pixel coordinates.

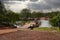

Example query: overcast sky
[1,0,60,12]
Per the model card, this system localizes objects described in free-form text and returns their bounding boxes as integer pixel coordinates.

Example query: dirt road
[0,30,60,40]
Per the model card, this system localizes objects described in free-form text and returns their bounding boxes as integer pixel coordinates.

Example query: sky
[1,0,60,12]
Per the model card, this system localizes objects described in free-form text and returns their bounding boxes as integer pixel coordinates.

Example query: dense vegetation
[0,1,20,27]
[49,12,60,28]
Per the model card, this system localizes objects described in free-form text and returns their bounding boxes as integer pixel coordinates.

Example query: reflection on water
[39,20,52,27]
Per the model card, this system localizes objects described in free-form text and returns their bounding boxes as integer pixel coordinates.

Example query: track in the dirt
[0,30,60,40]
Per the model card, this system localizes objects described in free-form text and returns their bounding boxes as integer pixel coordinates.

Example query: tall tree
[20,9,31,20]
[0,1,6,15]
[0,1,7,25]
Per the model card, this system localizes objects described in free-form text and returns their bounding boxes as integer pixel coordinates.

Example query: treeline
[0,1,60,28]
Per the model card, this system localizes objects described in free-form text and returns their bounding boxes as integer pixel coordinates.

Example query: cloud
[28,4,51,10]
[1,0,60,12]
[30,0,38,2]
[3,1,30,12]
[27,1,51,10]
[3,1,17,4]
[27,0,60,11]
[46,0,60,8]
[1,0,26,1]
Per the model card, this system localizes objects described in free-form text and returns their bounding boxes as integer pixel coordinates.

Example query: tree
[20,9,31,21]
[0,1,6,15]
[6,10,20,23]
[0,1,20,27]
[49,11,60,27]
[31,11,43,19]
[0,1,7,26]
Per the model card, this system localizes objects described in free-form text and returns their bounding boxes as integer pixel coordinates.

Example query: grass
[34,27,59,32]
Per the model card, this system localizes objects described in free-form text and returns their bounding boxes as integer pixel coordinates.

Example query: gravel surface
[0,30,60,40]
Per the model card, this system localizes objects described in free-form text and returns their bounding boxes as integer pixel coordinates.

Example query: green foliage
[31,12,42,18]
[6,10,20,23]
[20,9,31,21]
[0,1,20,27]
[0,1,7,24]
[34,27,59,32]
[0,1,7,15]
[49,11,60,27]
